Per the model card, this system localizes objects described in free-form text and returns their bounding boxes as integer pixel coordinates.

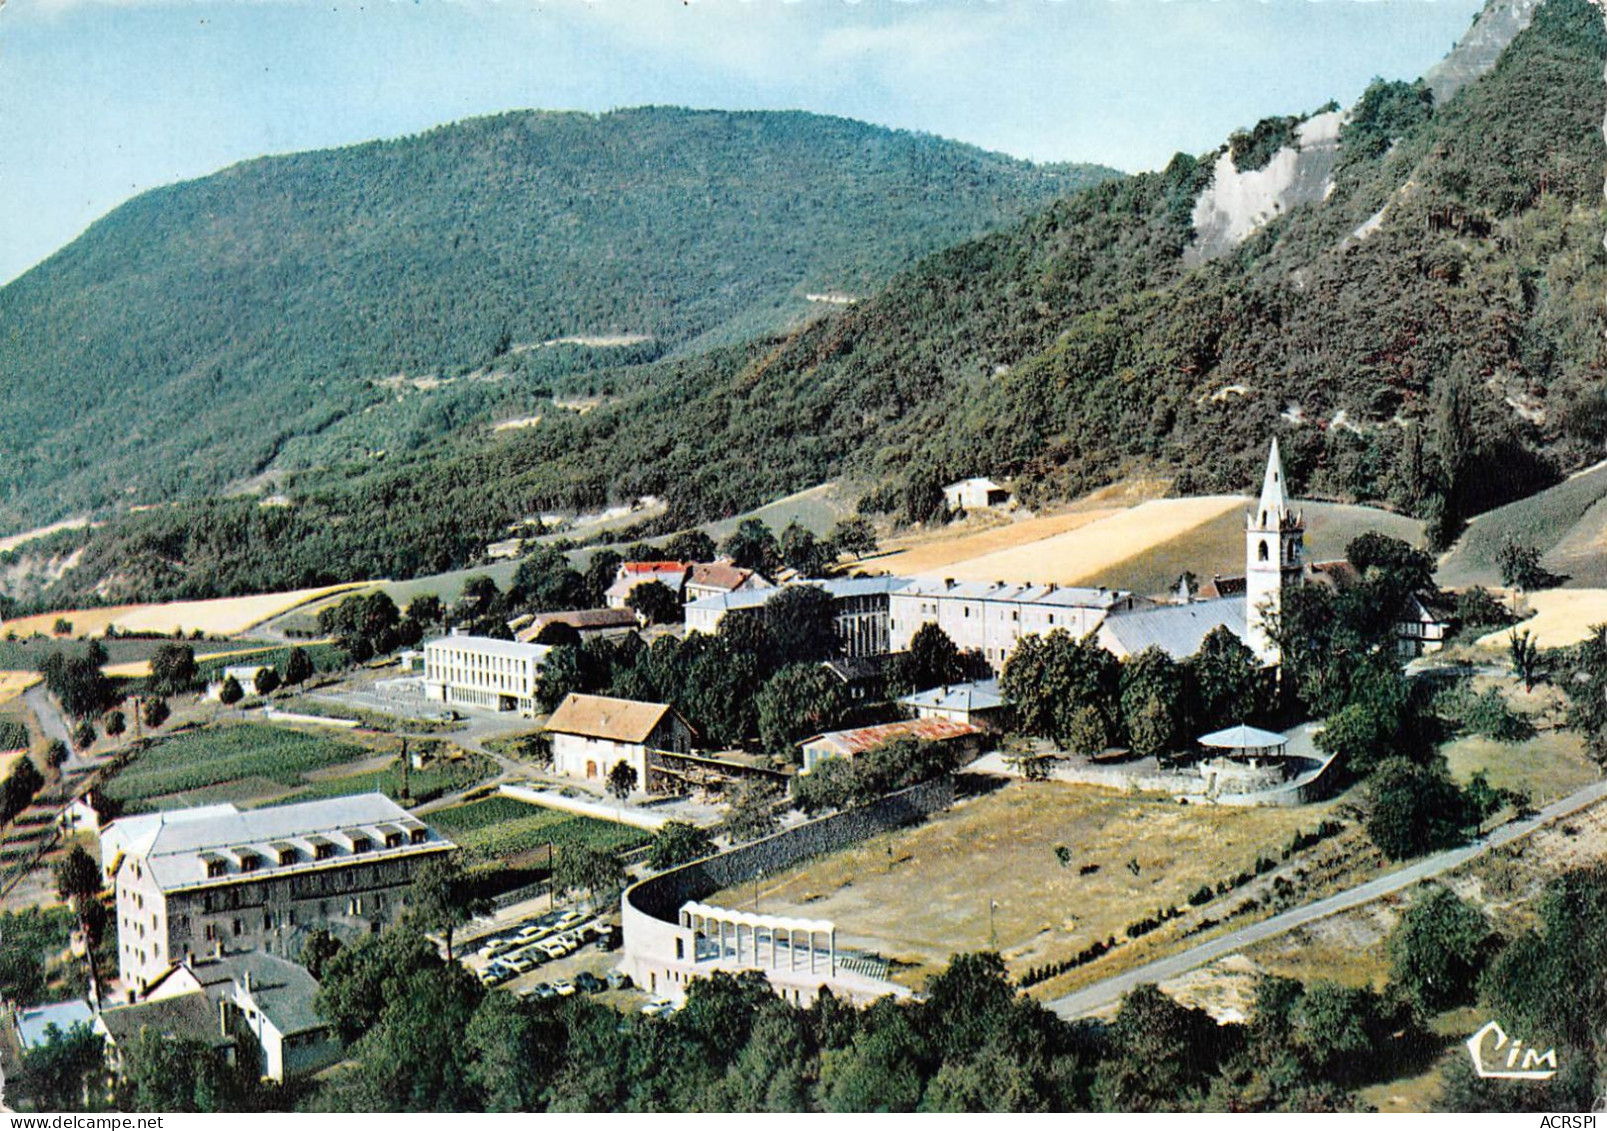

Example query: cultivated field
[873,509,1122,577]
[901,496,1246,587]
[0,671,42,705]
[428,796,648,862]
[1476,588,1607,649]
[101,723,494,813]
[5,583,372,639]
[709,781,1345,988]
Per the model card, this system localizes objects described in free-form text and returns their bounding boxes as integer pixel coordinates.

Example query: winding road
[1048,776,1607,1020]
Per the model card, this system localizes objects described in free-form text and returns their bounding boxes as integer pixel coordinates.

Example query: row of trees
[1002,626,1267,760]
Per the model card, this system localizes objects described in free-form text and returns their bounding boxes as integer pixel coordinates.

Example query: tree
[663,530,717,563]
[583,549,624,609]
[1002,629,1120,751]
[764,585,840,665]
[465,990,566,1111]
[54,844,104,1002]
[315,927,442,1042]
[512,544,587,614]
[103,710,125,740]
[299,929,344,980]
[71,718,96,751]
[253,666,280,696]
[1365,758,1471,860]
[607,759,639,801]
[1187,625,1264,731]
[218,675,244,706]
[148,643,198,697]
[39,648,117,722]
[1387,885,1492,1014]
[828,515,877,560]
[902,468,947,525]
[552,844,625,910]
[534,620,582,647]
[721,780,780,843]
[142,697,170,730]
[1496,538,1552,591]
[895,623,966,692]
[780,522,833,576]
[321,591,407,660]
[1119,647,1187,760]
[721,518,781,575]
[756,663,851,755]
[21,1021,106,1111]
[116,1030,249,1112]
[1092,983,1227,1110]
[649,821,716,870]
[409,853,489,964]
[627,579,682,626]
[282,646,315,686]
[44,738,69,768]
[1346,532,1435,594]
[1507,628,1544,692]
[1,755,45,824]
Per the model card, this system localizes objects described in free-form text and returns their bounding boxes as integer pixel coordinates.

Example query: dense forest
[10,0,1607,606]
[0,108,1114,533]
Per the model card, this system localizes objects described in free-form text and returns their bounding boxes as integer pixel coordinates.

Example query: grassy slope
[1438,461,1607,587]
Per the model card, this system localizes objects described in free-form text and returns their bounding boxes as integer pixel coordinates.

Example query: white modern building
[422,631,551,714]
[107,793,452,996]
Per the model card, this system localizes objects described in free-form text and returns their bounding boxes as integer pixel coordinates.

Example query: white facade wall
[552,733,649,788]
[422,636,547,714]
[887,590,1119,672]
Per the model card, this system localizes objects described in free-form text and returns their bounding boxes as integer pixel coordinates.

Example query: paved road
[1048,776,1607,1020]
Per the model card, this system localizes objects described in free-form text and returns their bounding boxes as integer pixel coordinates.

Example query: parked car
[574,972,605,994]
[551,980,577,997]
[531,983,558,1001]
[479,964,512,986]
[606,970,632,991]
[505,949,541,974]
[538,939,572,960]
[640,1000,675,1017]
[555,910,584,930]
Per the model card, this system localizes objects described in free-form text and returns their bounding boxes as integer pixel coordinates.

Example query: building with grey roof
[684,576,912,658]
[898,679,1010,730]
[1095,596,1248,661]
[108,793,452,997]
[888,578,1143,672]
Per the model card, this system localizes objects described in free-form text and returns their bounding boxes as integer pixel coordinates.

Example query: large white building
[107,794,452,996]
[888,580,1142,672]
[684,577,910,658]
[422,631,551,714]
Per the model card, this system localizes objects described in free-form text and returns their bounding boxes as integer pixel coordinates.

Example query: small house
[942,478,1011,512]
[544,693,696,793]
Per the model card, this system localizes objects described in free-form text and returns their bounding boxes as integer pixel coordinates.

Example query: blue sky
[0,0,1485,284]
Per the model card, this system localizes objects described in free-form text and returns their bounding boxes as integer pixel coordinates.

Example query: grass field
[0,671,41,704]
[1093,500,1425,596]
[1441,728,1598,805]
[0,637,278,673]
[1439,461,1607,588]
[1476,588,1607,649]
[5,584,372,639]
[708,781,1344,988]
[100,641,341,680]
[429,796,649,861]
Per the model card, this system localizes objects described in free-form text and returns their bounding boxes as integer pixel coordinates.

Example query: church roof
[1097,597,1247,660]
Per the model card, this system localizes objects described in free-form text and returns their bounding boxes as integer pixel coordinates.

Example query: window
[239,853,260,873]
[277,847,298,866]
[1258,540,1269,562]
[205,924,217,941]
[232,918,242,937]
[409,828,428,845]
[312,841,334,861]
[206,859,228,878]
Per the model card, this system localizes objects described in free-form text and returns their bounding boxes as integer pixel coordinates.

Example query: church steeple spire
[1257,437,1289,526]
[1245,437,1305,666]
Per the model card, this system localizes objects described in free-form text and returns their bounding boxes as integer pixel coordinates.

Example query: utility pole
[399,736,411,803]
[989,899,999,950]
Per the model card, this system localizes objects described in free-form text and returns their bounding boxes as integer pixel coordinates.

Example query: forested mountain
[13,0,1607,606]
[0,107,1115,531]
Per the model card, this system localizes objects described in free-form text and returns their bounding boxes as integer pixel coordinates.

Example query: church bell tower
[1245,438,1304,666]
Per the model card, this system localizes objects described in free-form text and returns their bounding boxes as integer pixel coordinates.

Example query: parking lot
[459,906,652,1010]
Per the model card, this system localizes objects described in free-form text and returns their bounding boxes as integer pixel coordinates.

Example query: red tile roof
[803,718,981,757]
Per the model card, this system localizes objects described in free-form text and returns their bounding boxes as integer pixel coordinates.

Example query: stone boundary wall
[621,777,955,1001]
[498,783,670,831]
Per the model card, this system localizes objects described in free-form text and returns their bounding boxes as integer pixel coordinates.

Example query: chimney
[219,997,229,1037]
[243,970,253,996]
[943,578,955,589]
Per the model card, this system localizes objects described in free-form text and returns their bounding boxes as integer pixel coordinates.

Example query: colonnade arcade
[680,900,836,975]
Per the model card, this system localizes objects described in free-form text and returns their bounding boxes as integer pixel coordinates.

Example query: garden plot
[428,796,648,862]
